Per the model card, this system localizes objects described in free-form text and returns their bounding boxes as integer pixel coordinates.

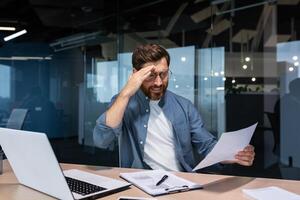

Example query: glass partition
[1,0,300,180]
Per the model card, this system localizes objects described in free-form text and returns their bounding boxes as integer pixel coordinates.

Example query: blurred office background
[0,0,300,180]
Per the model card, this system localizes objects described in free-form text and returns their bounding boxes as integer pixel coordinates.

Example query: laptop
[0,128,131,200]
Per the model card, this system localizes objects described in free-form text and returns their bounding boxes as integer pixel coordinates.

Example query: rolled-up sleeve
[93,95,123,149]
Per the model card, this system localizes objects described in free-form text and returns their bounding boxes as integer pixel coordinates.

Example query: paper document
[193,123,257,171]
[242,186,300,200]
[120,170,202,196]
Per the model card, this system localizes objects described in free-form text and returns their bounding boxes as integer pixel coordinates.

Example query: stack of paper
[242,186,300,200]
[120,170,202,196]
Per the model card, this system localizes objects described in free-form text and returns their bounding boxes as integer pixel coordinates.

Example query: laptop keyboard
[65,176,106,196]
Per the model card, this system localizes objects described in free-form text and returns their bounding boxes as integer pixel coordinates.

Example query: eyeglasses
[145,70,172,82]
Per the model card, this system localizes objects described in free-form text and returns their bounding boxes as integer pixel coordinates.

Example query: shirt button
[140,141,143,145]
[143,124,147,128]
[146,109,149,112]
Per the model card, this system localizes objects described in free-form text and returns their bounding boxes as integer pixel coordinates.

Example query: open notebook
[120,169,202,196]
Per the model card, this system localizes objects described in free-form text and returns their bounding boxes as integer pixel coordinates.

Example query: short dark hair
[132,44,170,70]
[289,78,300,94]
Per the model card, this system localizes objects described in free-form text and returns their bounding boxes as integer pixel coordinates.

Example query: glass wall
[1,0,300,180]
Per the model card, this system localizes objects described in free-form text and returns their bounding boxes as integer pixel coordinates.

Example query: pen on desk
[156,175,168,186]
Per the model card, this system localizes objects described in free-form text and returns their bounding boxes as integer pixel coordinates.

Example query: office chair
[6,108,28,130]
[1,108,28,173]
[264,111,280,155]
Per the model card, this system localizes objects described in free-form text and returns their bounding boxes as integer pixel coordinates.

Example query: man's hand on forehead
[142,62,156,69]
[140,64,155,72]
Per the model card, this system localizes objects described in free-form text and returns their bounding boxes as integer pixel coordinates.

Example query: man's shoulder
[166,90,192,105]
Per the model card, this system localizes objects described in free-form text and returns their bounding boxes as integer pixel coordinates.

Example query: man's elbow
[93,126,116,149]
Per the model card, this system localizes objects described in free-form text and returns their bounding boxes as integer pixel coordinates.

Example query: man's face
[138,58,169,100]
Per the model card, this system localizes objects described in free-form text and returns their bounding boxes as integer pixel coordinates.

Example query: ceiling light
[0,56,52,61]
[204,77,208,81]
[214,72,219,76]
[0,26,16,31]
[220,71,224,75]
[289,67,294,71]
[232,79,236,83]
[181,57,186,62]
[292,56,298,61]
[49,31,109,52]
[222,77,226,81]
[245,57,251,62]
[216,87,224,91]
[242,64,248,70]
[294,61,299,66]
[251,77,256,82]
[4,29,27,41]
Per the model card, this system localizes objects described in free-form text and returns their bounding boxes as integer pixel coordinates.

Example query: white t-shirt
[143,100,182,171]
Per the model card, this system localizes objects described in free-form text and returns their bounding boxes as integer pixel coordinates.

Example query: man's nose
[153,75,162,86]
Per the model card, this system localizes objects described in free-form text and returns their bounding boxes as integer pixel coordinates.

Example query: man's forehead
[141,59,168,71]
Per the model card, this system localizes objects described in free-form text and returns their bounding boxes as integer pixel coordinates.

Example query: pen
[156,175,168,186]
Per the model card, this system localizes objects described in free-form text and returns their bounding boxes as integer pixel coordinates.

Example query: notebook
[0,127,131,200]
[242,186,300,200]
[120,169,202,196]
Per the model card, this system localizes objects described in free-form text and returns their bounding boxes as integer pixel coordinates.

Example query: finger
[138,66,155,80]
[236,159,253,166]
[236,151,255,157]
[244,145,254,151]
[238,148,255,155]
[235,157,254,167]
[236,151,255,158]
[235,154,254,162]
[236,155,254,164]
[139,65,155,74]
[130,66,153,82]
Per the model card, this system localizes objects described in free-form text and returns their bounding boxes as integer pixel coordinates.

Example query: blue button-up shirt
[93,89,217,172]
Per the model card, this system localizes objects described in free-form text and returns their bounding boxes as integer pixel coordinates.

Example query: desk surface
[1,160,300,200]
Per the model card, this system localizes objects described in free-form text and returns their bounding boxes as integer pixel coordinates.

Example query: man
[93,44,255,172]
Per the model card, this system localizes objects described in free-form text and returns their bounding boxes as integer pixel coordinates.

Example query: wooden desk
[1,160,300,200]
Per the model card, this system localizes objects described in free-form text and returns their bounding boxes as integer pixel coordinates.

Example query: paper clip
[165,185,189,193]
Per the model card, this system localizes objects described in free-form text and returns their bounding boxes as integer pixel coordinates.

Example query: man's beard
[141,82,168,100]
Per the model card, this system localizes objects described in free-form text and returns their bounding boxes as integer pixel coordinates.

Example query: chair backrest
[6,109,28,130]
[265,111,280,154]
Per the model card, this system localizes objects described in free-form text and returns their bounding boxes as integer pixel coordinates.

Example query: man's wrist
[119,88,132,100]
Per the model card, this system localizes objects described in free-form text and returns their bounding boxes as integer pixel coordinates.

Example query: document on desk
[120,169,202,196]
[242,186,300,200]
[193,123,257,171]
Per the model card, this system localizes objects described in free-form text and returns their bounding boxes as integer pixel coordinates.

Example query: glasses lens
[146,70,169,81]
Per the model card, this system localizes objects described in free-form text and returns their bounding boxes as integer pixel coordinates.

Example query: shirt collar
[136,89,167,108]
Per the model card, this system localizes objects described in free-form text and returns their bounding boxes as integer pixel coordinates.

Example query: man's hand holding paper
[221,144,255,166]
[193,123,257,171]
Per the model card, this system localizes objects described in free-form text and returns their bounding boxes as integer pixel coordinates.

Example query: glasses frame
[145,69,172,82]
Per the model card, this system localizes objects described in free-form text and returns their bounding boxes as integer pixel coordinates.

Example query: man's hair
[132,44,170,70]
[289,78,300,95]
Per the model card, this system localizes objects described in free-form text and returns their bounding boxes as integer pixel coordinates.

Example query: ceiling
[0,0,300,52]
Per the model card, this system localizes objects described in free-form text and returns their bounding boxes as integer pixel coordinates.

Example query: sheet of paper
[193,123,257,171]
[242,186,300,200]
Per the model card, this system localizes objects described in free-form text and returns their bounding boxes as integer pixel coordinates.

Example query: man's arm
[93,65,154,149]
[105,65,154,128]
